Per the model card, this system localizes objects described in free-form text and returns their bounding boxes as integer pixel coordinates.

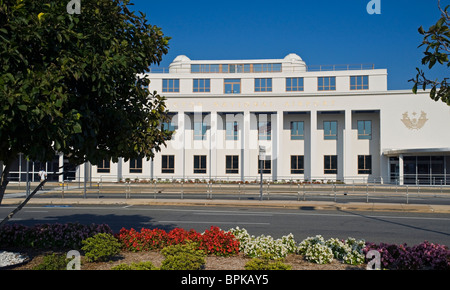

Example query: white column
[210,111,218,180]
[308,110,318,181]
[117,157,123,182]
[243,111,251,180]
[399,154,404,185]
[273,111,283,181]
[344,110,352,183]
[178,111,186,180]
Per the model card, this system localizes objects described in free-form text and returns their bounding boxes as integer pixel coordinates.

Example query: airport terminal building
[6,53,450,185]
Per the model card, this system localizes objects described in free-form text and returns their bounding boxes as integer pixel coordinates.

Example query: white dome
[172,55,191,63]
[284,53,303,62]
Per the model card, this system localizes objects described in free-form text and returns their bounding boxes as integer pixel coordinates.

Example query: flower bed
[1,223,449,270]
[0,223,112,249]
[117,226,239,257]
[364,241,450,270]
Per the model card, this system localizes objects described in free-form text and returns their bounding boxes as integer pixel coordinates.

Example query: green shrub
[111,261,158,270]
[244,257,292,270]
[32,253,69,270]
[160,242,206,270]
[81,233,122,262]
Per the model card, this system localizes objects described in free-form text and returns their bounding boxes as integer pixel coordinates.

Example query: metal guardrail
[9,180,450,205]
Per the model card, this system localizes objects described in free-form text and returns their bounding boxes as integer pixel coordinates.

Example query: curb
[2,197,450,214]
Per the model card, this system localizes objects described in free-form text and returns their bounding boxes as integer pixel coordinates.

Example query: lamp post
[259,146,265,201]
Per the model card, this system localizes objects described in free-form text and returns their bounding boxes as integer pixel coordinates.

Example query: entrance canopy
[383,148,450,156]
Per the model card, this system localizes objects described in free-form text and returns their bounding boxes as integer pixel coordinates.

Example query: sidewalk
[2,196,450,214]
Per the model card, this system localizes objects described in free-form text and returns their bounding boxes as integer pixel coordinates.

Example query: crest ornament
[401,111,428,130]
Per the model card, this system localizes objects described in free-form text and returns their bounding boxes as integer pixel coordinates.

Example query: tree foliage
[411,0,450,104]
[0,0,172,203]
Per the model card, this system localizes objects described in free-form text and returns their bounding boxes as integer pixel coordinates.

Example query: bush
[0,223,112,250]
[364,241,450,270]
[32,253,69,270]
[228,227,296,259]
[199,226,239,257]
[81,233,122,262]
[111,261,158,270]
[160,242,206,270]
[244,254,292,270]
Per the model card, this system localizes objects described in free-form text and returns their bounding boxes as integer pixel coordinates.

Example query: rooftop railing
[147,64,376,74]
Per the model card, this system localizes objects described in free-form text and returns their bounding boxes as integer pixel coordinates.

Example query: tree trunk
[0,158,13,206]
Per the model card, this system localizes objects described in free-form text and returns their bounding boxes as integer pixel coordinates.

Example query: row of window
[97,155,373,175]
[191,63,282,74]
[162,76,369,93]
[180,120,373,141]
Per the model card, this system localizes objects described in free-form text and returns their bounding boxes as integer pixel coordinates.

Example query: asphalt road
[1,204,450,246]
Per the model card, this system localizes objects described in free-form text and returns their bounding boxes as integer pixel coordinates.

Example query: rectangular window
[357,120,372,140]
[193,120,207,140]
[226,155,239,174]
[323,121,337,140]
[162,120,175,132]
[258,159,271,174]
[129,158,142,174]
[162,155,175,174]
[291,155,304,174]
[318,77,336,91]
[286,77,304,91]
[358,155,372,174]
[258,121,271,140]
[350,76,369,90]
[226,121,239,140]
[324,155,337,174]
[253,63,282,73]
[224,79,241,94]
[290,121,304,140]
[193,155,207,174]
[97,159,110,173]
[255,78,272,92]
[193,79,210,92]
[162,79,180,93]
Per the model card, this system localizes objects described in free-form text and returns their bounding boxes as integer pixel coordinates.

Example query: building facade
[5,53,450,185]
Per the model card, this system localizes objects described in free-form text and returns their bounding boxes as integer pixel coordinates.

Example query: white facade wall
[84,54,450,184]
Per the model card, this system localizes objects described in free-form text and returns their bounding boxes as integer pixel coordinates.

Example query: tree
[411,0,450,104]
[0,0,173,205]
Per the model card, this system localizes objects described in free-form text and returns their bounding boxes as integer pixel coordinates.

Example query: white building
[6,53,450,185]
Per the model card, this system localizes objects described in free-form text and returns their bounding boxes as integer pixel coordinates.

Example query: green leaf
[18,105,27,111]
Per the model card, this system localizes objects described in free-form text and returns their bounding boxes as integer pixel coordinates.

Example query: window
[324,155,337,174]
[97,159,110,173]
[253,63,282,73]
[191,64,220,73]
[350,76,369,90]
[194,155,207,174]
[357,120,372,140]
[162,155,175,174]
[258,159,271,174]
[291,155,304,174]
[226,155,239,174]
[318,77,336,91]
[162,120,175,132]
[286,77,304,91]
[193,120,207,140]
[358,155,372,174]
[226,121,239,140]
[224,79,241,94]
[290,121,304,140]
[162,79,179,93]
[129,158,142,174]
[193,79,210,92]
[255,78,272,92]
[323,121,337,140]
[258,121,271,140]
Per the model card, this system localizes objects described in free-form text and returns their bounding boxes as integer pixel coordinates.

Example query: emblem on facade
[401,111,428,130]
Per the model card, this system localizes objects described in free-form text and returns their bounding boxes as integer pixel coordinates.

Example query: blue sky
[131,0,449,90]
